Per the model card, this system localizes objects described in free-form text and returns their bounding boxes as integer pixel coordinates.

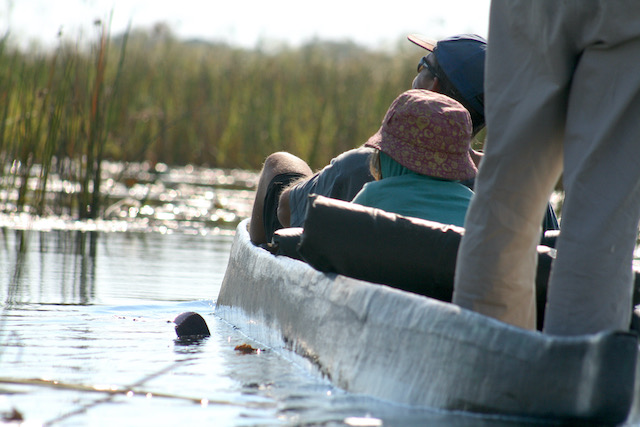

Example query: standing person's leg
[249,152,312,245]
[544,12,640,335]
[453,0,571,329]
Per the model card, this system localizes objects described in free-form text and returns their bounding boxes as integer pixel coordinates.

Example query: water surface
[1,227,535,426]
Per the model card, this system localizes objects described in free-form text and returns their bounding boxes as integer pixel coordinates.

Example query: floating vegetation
[0,160,257,234]
[1,407,23,423]
[234,343,262,354]
[0,377,219,405]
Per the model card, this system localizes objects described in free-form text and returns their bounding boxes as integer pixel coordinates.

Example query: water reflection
[47,230,98,305]
[1,226,234,309]
[2,229,98,306]
[2,229,27,307]
[174,336,211,349]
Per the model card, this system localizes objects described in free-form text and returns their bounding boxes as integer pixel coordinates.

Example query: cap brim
[407,34,436,51]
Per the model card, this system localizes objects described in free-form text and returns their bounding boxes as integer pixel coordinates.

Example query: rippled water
[0,228,532,427]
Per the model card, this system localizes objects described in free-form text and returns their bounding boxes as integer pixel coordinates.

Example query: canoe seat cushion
[295,195,562,329]
[298,195,467,302]
[290,195,640,331]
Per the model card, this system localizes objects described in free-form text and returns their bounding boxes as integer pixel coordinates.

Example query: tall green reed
[82,18,129,219]
[0,19,130,219]
[0,25,424,220]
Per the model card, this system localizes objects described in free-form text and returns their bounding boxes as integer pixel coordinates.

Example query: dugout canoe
[215,200,640,425]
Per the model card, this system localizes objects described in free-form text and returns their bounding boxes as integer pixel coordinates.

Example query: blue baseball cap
[408,34,486,118]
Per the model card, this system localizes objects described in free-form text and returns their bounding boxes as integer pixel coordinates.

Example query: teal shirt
[351,152,473,227]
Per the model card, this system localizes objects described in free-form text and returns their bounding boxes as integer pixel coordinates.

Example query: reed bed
[0,24,428,220]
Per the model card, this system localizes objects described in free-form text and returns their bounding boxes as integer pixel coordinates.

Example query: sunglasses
[416,55,472,109]
[417,55,439,78]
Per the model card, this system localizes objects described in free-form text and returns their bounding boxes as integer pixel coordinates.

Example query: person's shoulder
[351,180,376,204]
[331,146,375,163]
[447,179,475,195]
[435,178,475,199]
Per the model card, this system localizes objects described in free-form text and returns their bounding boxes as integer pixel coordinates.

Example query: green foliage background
[1,25,422,172]
[1,24,488,219]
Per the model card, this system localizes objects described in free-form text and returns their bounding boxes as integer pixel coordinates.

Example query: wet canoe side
[215,219,639,425]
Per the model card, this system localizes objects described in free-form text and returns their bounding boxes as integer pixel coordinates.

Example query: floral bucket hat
[365,89,476,181]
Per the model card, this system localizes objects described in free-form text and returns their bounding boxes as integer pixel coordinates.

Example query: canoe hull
[216,219,638,424]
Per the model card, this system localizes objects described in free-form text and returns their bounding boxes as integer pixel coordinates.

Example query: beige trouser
[453,0,640,335]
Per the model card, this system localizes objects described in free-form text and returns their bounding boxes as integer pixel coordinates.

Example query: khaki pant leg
[454,0,640,333]
[543,13,640,335]
[453,0,592,329]
[453,0,569,330]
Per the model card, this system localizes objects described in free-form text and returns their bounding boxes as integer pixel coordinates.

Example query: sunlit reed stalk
[0,33,12,177]
[81,19,108,219]
[0,36,16,208]
[13,58,48,211]
[33,45,64,215]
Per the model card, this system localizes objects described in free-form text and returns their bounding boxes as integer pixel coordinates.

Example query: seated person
[248,34,488,245]
[351,89,475,227]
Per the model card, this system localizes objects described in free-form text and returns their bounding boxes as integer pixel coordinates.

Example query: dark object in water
[174,312,211,338]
